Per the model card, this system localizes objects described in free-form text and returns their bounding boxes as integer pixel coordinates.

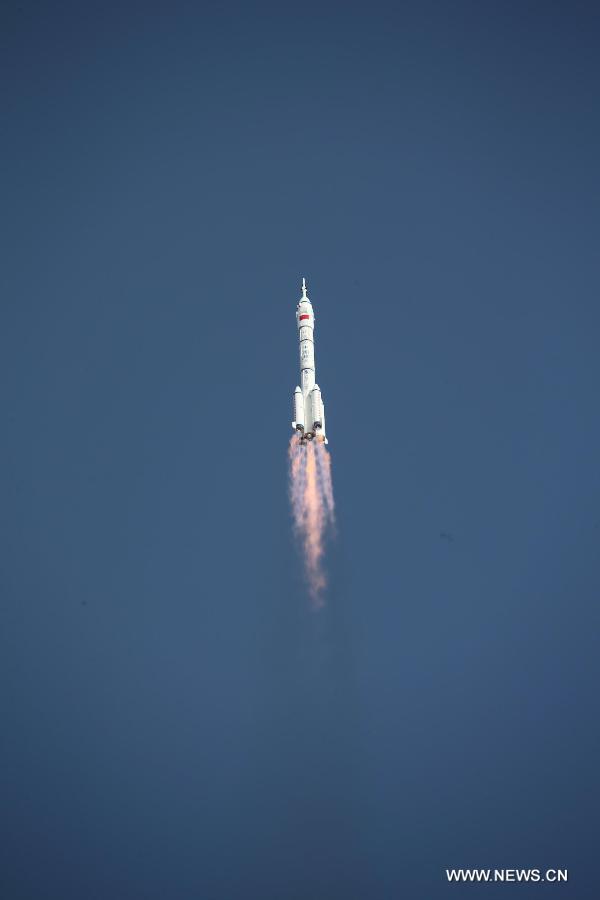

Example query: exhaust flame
[289,433,335,606]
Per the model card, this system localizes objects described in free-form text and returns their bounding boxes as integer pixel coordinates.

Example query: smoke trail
[289,433,335,606]
[315,438,335,528]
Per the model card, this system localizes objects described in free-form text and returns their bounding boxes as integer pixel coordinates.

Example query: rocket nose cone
[312,384,320,392]
[294,386,302,393]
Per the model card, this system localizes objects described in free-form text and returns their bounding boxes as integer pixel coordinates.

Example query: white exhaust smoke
[288,434,336,606]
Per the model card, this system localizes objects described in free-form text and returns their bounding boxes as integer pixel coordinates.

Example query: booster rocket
[291,278,328,444]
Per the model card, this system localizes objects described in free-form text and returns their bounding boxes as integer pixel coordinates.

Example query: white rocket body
[291,279,328,443]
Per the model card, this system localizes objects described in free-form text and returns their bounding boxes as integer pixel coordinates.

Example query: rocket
[291,278,328,444]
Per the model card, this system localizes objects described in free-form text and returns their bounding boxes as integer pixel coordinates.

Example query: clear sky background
[2,2,600,898]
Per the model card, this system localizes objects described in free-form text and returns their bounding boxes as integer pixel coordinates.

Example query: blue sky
[2,2,600,897]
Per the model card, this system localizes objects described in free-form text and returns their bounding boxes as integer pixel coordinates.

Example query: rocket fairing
[291,278,328,444]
